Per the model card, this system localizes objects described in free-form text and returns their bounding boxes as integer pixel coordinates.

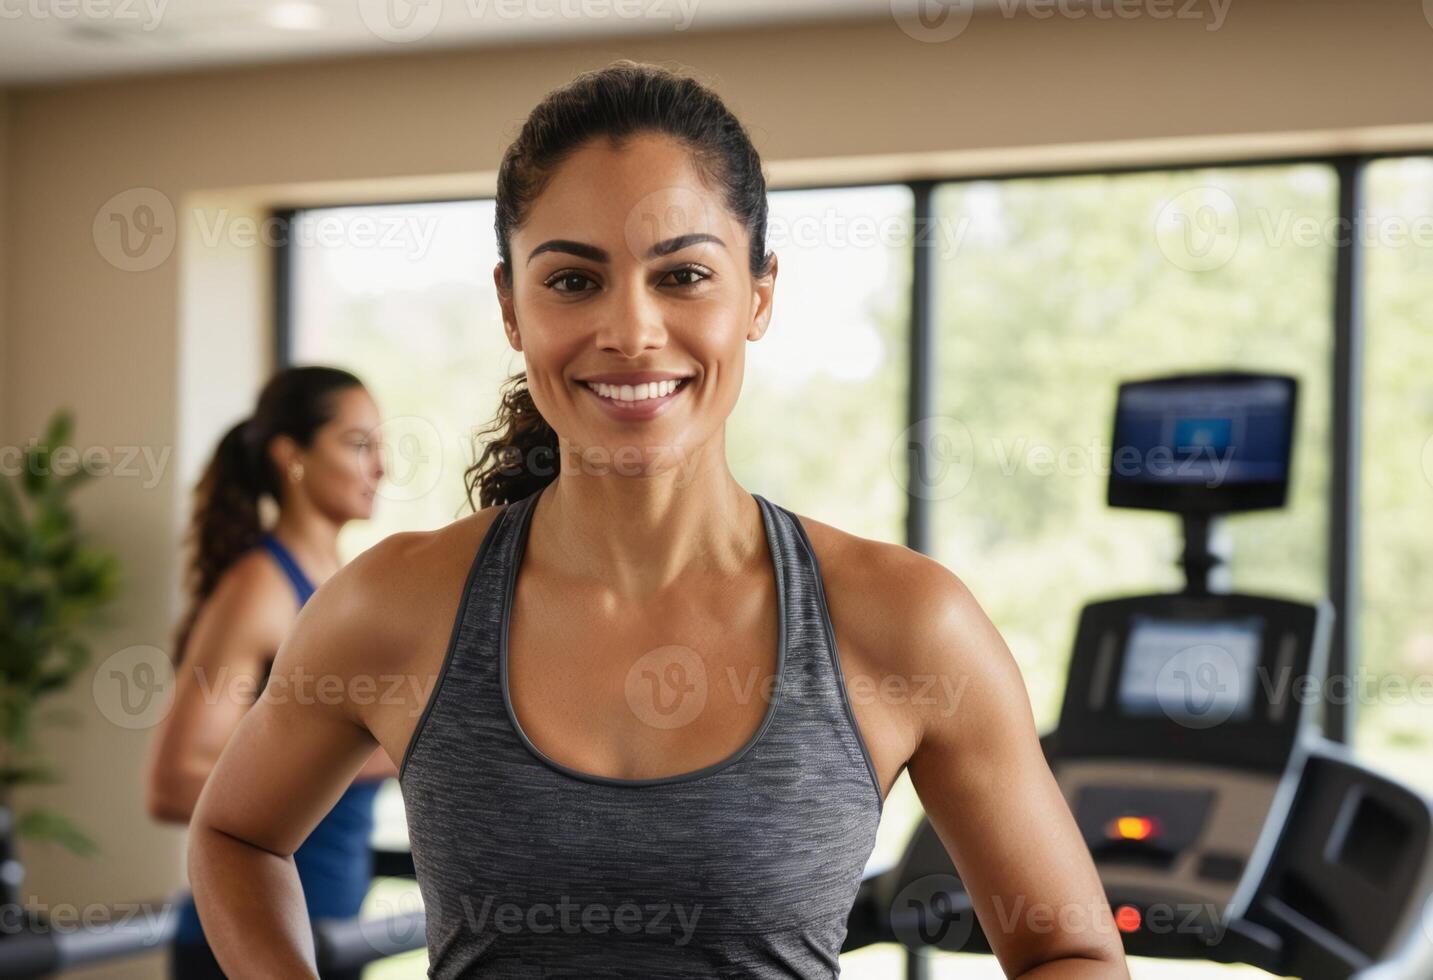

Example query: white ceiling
[0,0,898,85]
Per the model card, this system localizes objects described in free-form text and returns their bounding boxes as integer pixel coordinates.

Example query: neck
[270,501,343,582]
[533,445,764,599]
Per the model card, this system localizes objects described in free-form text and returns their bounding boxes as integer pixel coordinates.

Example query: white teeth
[586,378,686,402]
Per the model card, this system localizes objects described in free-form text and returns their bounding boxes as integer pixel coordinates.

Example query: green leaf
[44,410,75,449]
[20,449,46,498]
[0,476,23,539]
[51,468,95,501]
[0,763,61,787]
[0,408,119,867]
[15,806,99,858]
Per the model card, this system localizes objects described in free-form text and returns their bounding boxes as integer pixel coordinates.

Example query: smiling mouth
[581,377,693,403]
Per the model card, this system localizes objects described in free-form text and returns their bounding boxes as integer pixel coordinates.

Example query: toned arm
[897,558,1128,977]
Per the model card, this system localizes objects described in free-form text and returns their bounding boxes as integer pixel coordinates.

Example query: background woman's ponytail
[172,366,363,665]
[464,59,773,511]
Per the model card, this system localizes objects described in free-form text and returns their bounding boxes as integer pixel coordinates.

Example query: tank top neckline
[261,532,316,605]
[498,483,790,789]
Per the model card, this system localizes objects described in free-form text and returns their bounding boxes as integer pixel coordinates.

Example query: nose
[594,274,668,357]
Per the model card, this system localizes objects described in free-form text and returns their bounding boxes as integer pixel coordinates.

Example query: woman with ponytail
[186,62,1127,978]
[147,365,394,980]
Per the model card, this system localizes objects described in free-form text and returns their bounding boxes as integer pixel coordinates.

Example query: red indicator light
[1106,815,1158,841]
[1115,905,1142,933]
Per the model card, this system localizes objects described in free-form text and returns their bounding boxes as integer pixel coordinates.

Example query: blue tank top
[174,533,381,945]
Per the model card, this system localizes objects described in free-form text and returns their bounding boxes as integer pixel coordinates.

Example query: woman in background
[146,365,396,980]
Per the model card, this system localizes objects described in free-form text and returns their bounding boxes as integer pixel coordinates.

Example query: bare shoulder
[791,511,984,671]
[188,548,297,662]
[339,505,504,606]
[790,510,1024,743]
[321,505,506,658]
[272,504,506,722]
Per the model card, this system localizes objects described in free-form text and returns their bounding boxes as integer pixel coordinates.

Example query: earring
[290,463,304,482]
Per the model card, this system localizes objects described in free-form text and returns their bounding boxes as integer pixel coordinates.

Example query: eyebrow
[526,232,726,265]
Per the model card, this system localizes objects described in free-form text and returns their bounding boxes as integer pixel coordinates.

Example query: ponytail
[464,372,559,511]
[172,418,266,665]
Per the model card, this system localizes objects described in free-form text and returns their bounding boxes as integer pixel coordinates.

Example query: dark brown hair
[171,365,364,664]
[465,59,774,510]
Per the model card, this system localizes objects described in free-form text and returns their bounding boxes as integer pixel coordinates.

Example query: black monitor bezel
[1107,371,1298,515]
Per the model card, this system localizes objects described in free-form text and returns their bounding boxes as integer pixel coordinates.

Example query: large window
[282,154,1428,980]
[930,165,1335,727]
[1359,156,1433,795]
[289,200,515,554]
[727,185,912,543]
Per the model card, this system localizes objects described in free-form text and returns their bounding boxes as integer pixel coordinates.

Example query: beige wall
[2,0,1432,963]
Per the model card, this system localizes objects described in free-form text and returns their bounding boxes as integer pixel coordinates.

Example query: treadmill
[844,371,1433,979]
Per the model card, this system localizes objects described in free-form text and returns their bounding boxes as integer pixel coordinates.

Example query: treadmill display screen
[1117,616,1264,726]
[1111,378,1292,486]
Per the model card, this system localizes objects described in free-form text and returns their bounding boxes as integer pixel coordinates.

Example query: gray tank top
[398,485,884,978]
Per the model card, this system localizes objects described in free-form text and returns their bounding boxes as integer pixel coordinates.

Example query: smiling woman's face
[497,132,776,482]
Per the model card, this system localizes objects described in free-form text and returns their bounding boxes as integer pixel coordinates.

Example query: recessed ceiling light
[263,2,324,31]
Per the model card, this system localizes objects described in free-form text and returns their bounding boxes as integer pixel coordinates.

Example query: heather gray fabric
[398,484,884,978]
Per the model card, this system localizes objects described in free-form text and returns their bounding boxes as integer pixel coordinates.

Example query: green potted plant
[0,409,122,914]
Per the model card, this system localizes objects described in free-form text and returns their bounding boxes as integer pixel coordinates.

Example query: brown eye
[663,265,712,288]
[547,272,596,293]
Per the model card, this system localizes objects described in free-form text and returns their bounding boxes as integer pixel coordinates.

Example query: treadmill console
[848,371,1433,979]
[1056,593,1329,771]
[1048,592,1331,959]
